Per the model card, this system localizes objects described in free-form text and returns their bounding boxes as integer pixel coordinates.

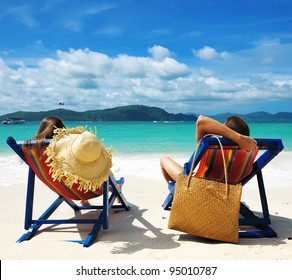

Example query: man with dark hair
[160,115,257,183]
[224,116,250,136]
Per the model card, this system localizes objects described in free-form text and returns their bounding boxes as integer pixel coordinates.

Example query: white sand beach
[0,151,291,262]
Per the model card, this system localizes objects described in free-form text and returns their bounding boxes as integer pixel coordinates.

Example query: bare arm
[196,115,257,152]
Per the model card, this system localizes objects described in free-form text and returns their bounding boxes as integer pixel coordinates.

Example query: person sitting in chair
[26,116,123,206]
[160,115,258,183]
[26,116,92,206]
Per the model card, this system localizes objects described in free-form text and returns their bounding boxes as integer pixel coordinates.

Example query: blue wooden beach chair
[162,138,284,238]
[7,136,131,247]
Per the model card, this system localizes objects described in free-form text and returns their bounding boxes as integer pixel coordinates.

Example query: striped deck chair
[6,136,131,247]
[162,137,284,238]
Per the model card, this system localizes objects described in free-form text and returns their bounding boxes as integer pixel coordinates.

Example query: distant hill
[0,105,197,122]
[1,105,291,122]
[211,111,292,123]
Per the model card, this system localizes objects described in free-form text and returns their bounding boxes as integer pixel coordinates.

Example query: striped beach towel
[195,148,258,183]
[23,146,103,200]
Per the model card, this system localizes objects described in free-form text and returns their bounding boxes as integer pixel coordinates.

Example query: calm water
[0,121,291,156]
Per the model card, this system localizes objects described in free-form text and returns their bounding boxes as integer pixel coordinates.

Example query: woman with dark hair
[34,116,65,143]
[26,116,90,206]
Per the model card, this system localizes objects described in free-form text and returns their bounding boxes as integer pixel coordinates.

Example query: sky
[0,0,292,116]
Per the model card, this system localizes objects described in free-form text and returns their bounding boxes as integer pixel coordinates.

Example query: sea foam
[1,152,291,189]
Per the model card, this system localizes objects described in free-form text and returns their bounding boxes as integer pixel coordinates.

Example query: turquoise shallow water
[0,121,291,156]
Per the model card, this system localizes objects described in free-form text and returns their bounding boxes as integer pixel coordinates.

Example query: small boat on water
[2,118,25,125]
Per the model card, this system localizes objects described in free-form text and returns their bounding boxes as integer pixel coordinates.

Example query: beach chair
[6,136,131,247]
[162,137,284,238]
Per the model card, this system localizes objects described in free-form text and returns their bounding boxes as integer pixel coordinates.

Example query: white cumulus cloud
[0,45,292,116]
[192,46,229,60]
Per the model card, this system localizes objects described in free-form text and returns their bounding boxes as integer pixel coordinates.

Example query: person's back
[160,115,258,183]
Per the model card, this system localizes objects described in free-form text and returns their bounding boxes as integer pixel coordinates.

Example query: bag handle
[186,134,230,197]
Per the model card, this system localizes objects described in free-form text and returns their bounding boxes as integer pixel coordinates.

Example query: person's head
[35,116,65,140]
[224,116,250,136]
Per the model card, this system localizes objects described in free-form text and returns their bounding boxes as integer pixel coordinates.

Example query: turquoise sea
[0,121,291,156]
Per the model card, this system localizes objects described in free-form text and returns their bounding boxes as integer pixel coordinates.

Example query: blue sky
[0,0,292,115]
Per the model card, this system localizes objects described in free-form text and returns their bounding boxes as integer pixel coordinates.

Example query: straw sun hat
[44,126,112,192]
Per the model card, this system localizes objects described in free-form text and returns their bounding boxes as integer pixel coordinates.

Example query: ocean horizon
[1,120,291,156]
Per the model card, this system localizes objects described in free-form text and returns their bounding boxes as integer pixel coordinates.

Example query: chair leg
[18,196,65,242]
[257,170,270,219]
[19,175,131,246]
[75,179,130,247]
[24,168,35,230]
[162,181,175,210]
[64,198,79,210]
[109,173,131,211]
[238,171,277,238]
[239,225,277,238]
[102,180,109,229]
[82,221,103,247]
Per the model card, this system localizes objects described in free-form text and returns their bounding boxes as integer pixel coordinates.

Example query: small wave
[0,155,28,187]
[1,152,290,188]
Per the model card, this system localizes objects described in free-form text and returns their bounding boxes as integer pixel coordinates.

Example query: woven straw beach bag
[168,135,242,243]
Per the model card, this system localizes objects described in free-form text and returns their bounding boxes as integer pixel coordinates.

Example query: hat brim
[45,127,112,192]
